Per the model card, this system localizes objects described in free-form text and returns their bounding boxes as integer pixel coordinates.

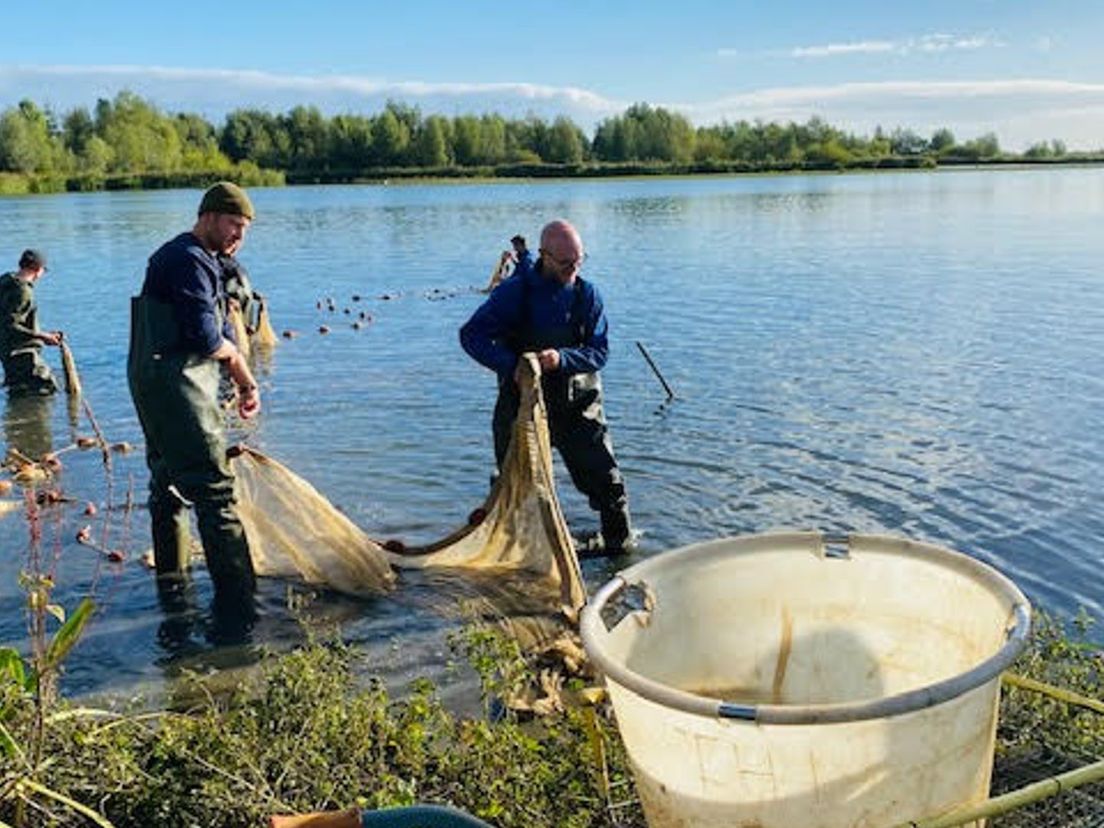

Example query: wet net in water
[231,354,584,633]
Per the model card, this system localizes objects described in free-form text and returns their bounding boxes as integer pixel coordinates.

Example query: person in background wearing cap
[485,234,534,292]
[128,182,261,625]
[0,249,62,396]
[461,219,633,556]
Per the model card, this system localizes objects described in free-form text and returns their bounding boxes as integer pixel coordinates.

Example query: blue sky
[2,1,1103,149]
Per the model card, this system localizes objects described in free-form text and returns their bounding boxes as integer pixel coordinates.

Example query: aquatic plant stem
[1002,672,1104,715]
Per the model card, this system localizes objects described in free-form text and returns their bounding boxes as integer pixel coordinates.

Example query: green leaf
[16,778,116,828]
[0,719,23,759]
[45,597,94,670]
[0,647,27,688]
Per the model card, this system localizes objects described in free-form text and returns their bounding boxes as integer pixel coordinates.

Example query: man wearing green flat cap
[128,182,261,620]
[0,248,62,395]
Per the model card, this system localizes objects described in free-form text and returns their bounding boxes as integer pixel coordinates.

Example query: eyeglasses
[541,249,587,272]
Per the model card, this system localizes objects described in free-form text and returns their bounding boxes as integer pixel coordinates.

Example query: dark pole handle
[636,341,676,400]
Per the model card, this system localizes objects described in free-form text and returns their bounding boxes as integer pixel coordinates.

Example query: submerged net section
[232,446,396,596]
[231,354,584,626]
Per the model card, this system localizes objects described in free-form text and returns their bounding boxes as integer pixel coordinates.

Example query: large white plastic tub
[580,533,1031,828]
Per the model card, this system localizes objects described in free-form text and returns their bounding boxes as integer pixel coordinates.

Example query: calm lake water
[1,168,1102,703]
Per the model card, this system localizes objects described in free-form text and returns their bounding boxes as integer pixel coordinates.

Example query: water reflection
[3,391,54,460]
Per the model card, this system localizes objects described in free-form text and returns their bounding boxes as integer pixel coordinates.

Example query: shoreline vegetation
[1,91,1101,196]
[0,608,1101,828]
[3,465,1100,827]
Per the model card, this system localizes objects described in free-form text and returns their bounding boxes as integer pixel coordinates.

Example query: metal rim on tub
[579,531,1032,725]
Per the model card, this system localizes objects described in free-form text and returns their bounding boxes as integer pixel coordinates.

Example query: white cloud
[788,33,997,59]
[792,40,897,58]
[670,79,1104,150]
[1,64,1101,151]
[0,64,623,119]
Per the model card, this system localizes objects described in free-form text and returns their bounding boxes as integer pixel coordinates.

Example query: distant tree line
[0,92,1091,193]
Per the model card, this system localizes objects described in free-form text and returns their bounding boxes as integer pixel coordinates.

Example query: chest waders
[0,274,57,395]
[491,277,630,550]
[127,294,256,602]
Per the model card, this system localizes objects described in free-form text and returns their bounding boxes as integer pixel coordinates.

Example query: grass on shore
[0,611,1099,828]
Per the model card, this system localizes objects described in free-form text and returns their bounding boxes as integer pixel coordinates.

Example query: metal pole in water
[636,341,676,401]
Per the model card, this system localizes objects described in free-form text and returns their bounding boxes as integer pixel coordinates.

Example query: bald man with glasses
[460,219,633,556]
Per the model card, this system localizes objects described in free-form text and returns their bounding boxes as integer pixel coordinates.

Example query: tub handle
[822,533,851,559]
[586,576,656,631]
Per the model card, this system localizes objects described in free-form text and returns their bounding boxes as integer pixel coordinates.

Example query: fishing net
[59,340,82,397]
[231,354,585,621]
[483,255,509,293]
[253,298,278,349]
[232,445,396,596]
[384,354,585,613]
[226,302,252,361]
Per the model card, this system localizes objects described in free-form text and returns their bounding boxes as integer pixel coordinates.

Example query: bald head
[539,219,585,285]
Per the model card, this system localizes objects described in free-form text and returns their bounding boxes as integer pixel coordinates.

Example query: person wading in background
[128,182,261,630]
[0,249,61,396]
[460,219,633,556]
[485,233,535,292]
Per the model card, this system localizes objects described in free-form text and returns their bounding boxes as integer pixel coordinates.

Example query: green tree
[868,125,892,158]
[96,91,183,172]
[330,114,374,169]
[593,113,639,161]
[480,114,507,164]
[78,135,114,174]
[1024,141,1052,159]
[692,127,727,162]
[173,112,230,170]
[371,107,410,166]
[283,105,330,171]
[957,132,1001,160]
[603,103,696,163]
[508,115,550,161]
[411,115,450,167]
[763,122,801,164]
[452,114,483,166]
[545,116,586,163]
[62,107,95,155]
[929,128,956,154]
[806,138,854,166]
[0,99,58,173]
[890,128,928,155]
[221,108,289,167]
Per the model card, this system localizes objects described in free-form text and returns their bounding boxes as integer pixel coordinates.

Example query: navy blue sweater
[142,232,234,354]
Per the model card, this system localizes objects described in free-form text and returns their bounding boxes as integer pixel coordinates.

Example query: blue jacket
[460,262,609,380]
[142,232,234,353]
[513,249,535,278]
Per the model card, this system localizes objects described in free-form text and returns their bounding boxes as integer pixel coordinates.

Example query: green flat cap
[198,181,255,220]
